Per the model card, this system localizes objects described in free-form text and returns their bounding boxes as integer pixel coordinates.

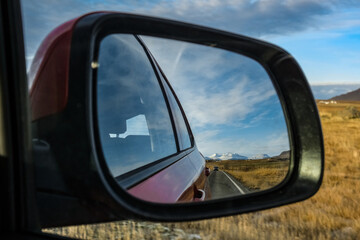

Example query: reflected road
[208,171,249,199]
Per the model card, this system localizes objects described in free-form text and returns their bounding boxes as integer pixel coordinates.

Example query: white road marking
[221,171,246,194]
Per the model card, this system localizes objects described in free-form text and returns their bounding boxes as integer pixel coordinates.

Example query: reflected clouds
[142,36,289,157]
[97,34,177,176]
[142,37,276,127]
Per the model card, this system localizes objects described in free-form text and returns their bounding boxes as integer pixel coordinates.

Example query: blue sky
[22,0,360,157]
[141,36,289,156]
[22,0,360,96]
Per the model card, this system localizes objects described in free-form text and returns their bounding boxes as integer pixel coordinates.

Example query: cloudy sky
[22,0,360,157]
[140,36,289,157]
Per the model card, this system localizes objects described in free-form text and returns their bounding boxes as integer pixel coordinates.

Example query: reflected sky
[142,36,289,157]
[97,34,177,176]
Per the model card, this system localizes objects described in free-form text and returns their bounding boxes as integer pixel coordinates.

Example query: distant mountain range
[205,151,290,161]
[205,153,248,160]
[330,88,360,101]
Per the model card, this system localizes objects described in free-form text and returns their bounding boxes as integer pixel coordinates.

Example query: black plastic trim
[34,12,323,226]
[84,13,323,221]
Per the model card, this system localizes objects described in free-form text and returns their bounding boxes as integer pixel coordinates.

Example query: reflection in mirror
[96,34,177,176]
[96,34,290,203]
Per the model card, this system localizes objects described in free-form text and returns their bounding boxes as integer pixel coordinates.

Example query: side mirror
[30,12,324,227]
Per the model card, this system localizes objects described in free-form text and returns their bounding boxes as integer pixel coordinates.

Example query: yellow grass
[45,101,360,239]
[206,159,289,191]
[226,167,287,191]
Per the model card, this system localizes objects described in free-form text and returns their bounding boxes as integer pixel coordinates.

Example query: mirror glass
[96,34,290,203]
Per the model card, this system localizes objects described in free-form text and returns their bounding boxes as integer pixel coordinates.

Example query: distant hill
[272,150,290,160]
[330,88,360,101]
[205,152,248,160]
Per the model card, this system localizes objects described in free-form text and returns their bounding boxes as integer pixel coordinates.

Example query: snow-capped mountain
[208,153,222,159]
[206,152,248,160]
[250,154,270,159]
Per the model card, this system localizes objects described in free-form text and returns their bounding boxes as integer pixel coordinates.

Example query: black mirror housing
[30,12,324,227]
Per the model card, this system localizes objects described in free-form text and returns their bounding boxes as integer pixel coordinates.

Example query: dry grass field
[205,159,289,191]
[45,101,360,239]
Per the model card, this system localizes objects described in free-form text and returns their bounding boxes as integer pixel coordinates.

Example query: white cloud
[142,36,276,128]
[181,78,275,127]
[195,129,220,142]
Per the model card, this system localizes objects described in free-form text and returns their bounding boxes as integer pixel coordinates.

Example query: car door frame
[0,0,42,236]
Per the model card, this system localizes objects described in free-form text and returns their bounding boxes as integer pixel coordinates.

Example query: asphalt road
[208,170,249,199]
